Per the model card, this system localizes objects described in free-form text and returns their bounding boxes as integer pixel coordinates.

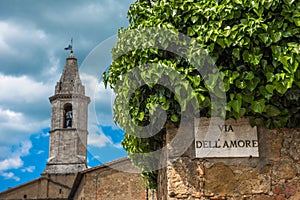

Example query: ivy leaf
[233,0,242,4]
[191,15,199,23]
[271,46,281,57]
[232,48,241,60]
[265,105,281,117]
[247,77,260,91]
[161,101,170,110]
[266,84,275,93]
[242,93,254,103]
[230,99,242,113]
[266,72,274,82]
[275,81,288,94]
[259,86,272,100]
[244,71,254,80]
[235,79,247,89]
[251,99,266,114]
[217,38,226,48]
[171,114,179,122]
[271,31,282,43]
[258,33,270,45]
[294,18,300,26]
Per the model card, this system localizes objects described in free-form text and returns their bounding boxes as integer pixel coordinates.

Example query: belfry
[44,51,90,174]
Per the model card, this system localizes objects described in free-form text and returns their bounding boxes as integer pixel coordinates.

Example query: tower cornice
[49,128,88,134]
[49,94,90,103]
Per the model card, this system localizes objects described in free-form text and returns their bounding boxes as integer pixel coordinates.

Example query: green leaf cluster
[104,0,300,188]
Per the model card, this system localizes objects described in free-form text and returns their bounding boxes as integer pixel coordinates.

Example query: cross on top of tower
[64,38,73,54]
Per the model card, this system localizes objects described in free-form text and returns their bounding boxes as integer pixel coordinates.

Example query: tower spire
[54,44,84,95]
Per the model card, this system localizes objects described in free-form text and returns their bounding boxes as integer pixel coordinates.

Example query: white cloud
[0,73,52,104]
[0,107,49,146]
[86,75,117,147]
[0,22,17,55]
[92,155,100,160]
[88,124,113,147]
[41,53,61,82]
[0,141,32,182]
[81,74,124,148]
[81,73,118,128]
[0,108,25,131]
[0,172,20,182]
[0,73,51,150]
[0,108,22,122]
[88,133,112,147]
[37,150,44,155]
[21,166,35,173]
[0,141,32,170]
[0,157,23,171]
[112,142,123,149]
[18,141,32,156]
[0,21,48,57]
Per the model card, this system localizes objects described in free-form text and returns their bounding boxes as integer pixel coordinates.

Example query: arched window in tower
[63,104,73,128]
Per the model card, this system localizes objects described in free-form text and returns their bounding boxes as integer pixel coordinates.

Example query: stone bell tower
[44,51,90,174]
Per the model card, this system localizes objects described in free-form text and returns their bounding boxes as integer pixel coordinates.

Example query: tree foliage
[104,0,300,188]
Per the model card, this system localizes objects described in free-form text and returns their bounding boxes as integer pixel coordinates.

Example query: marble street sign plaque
[195,118,259,158]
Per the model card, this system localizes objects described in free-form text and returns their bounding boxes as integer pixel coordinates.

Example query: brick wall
[72,158,146,200]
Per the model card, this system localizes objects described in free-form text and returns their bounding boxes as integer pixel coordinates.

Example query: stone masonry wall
[72,159,146,200]
[158,120,300,200]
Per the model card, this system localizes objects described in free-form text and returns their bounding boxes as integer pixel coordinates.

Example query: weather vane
[64,38,73,53]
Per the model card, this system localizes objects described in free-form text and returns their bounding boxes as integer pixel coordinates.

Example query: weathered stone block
[272,186,283,195]
[258,126,283,160]
[234,167,271,195]
[204,163,235,195]
[167,158,201,196]
[273,159,298,180]
[282,129,300,161]
[284,181,298,198]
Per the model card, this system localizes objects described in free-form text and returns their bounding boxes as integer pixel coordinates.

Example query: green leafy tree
[104,0,300,188]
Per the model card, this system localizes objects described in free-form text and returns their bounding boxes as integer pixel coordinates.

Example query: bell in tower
[44,48,90,174]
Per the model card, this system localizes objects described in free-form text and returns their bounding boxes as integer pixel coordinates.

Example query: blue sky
[0,0,134,192]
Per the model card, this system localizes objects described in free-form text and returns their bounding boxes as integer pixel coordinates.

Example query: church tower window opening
[64,103,73,128]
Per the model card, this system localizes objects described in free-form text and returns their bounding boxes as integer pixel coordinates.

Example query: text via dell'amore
[195,118,259,158]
